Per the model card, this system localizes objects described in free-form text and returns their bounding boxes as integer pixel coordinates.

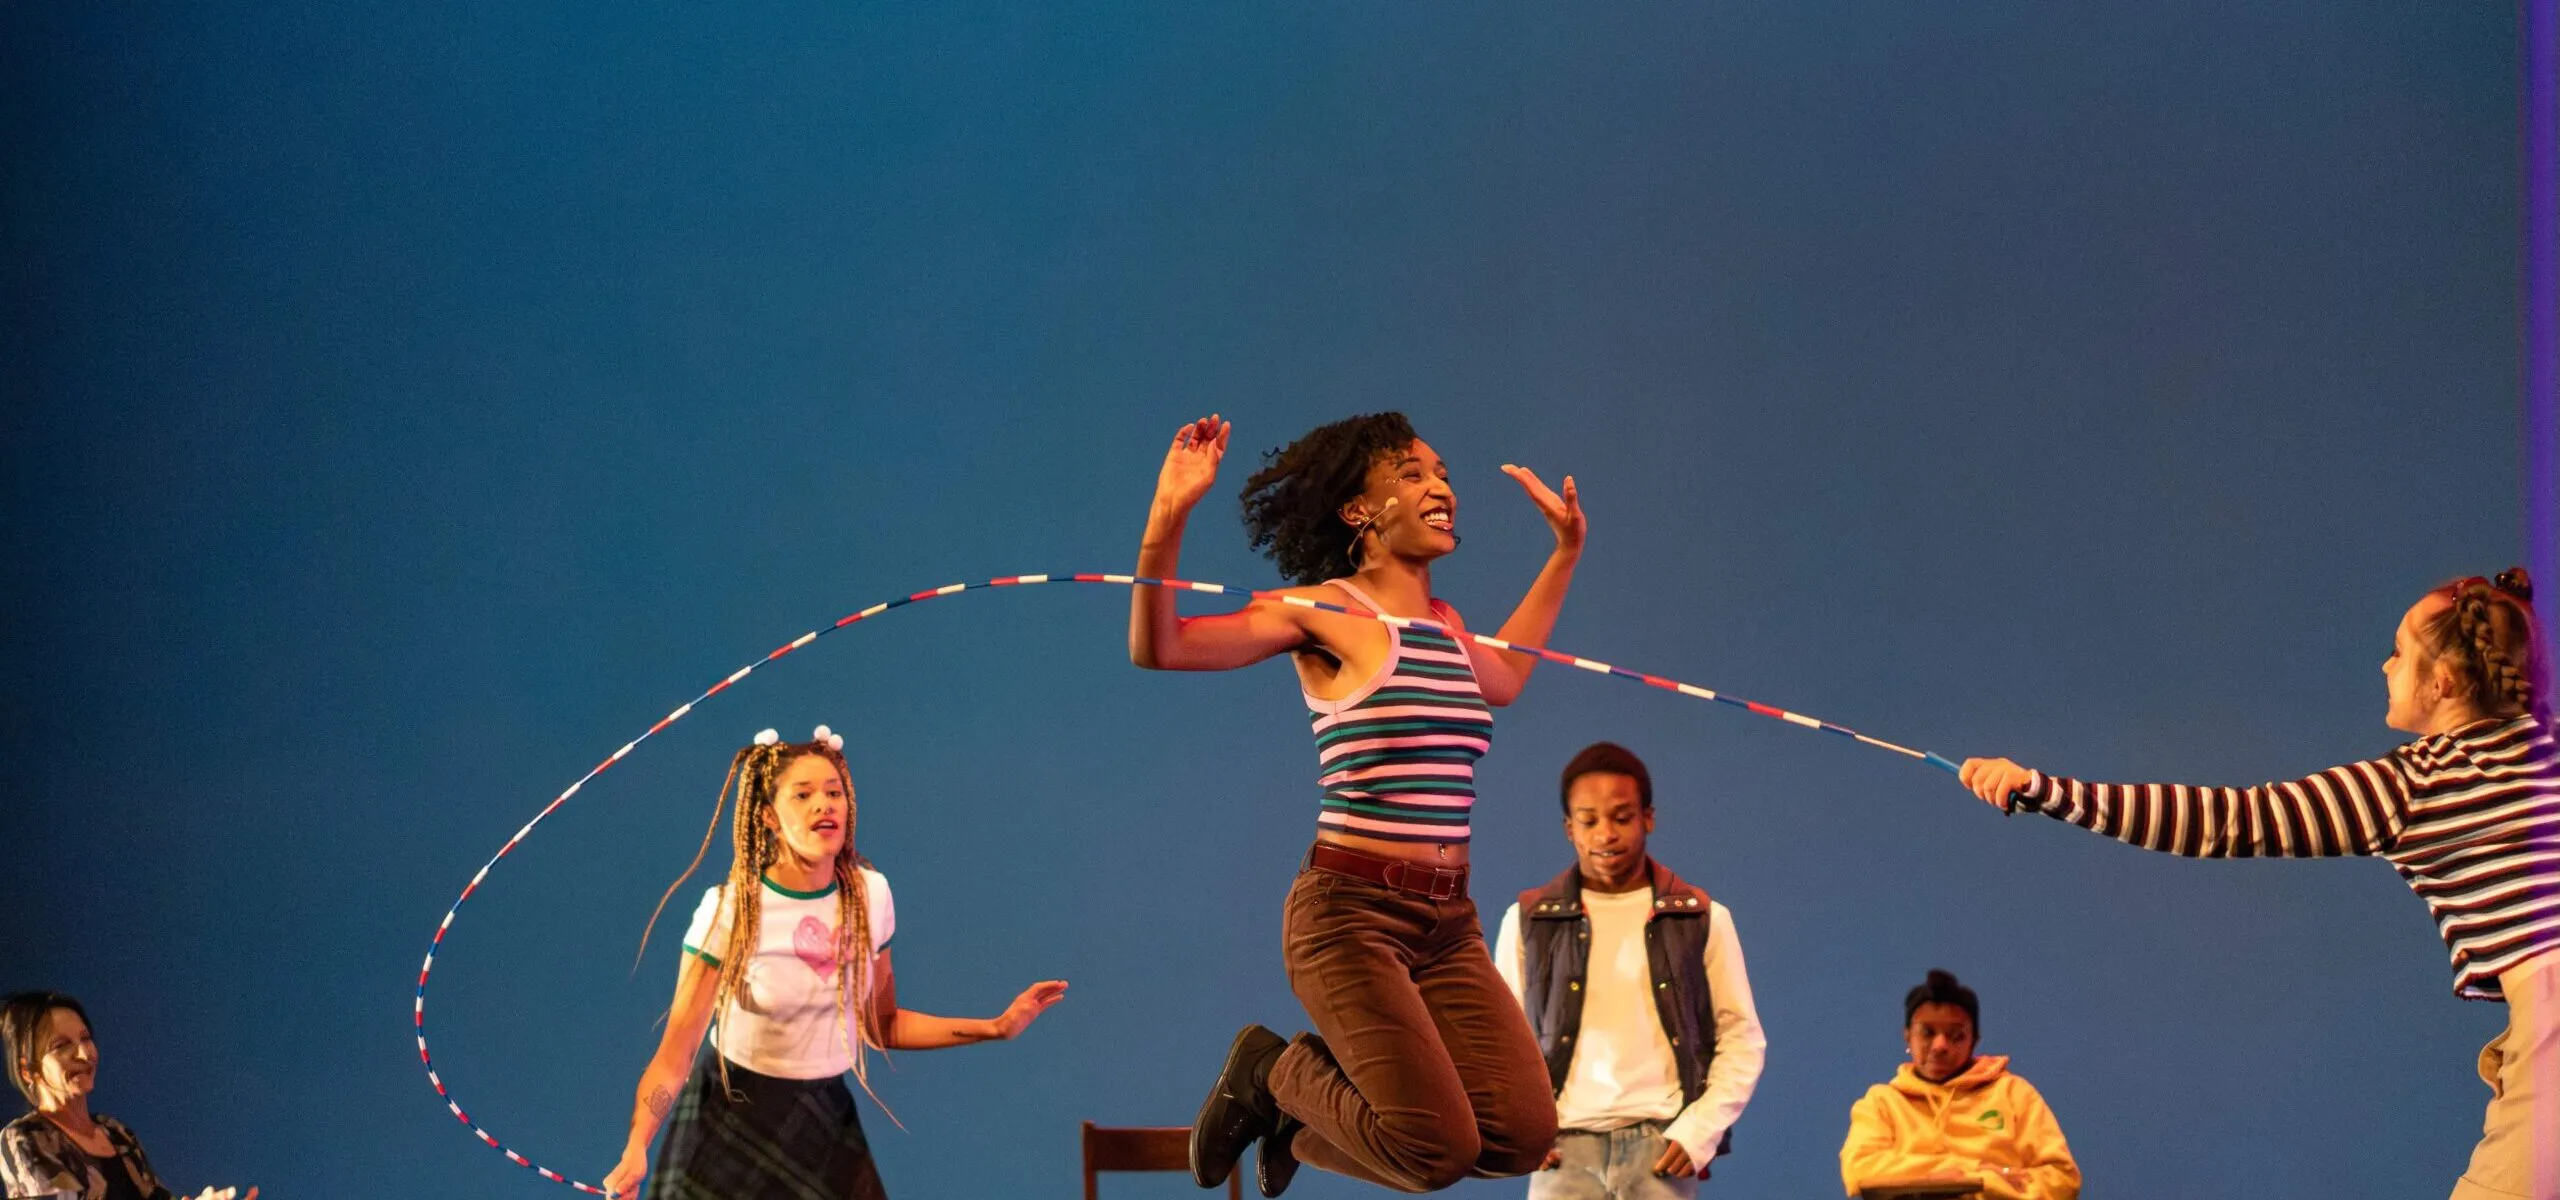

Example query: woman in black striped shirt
[1959,570,2555,1200]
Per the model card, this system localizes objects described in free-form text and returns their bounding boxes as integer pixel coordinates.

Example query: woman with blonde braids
[1959,569,2558,1200]
[600,726,1068,1200]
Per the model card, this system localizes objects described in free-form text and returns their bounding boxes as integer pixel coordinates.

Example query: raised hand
[1959,757,2036,811]
[1500,464,1585,556]
[1152,416,1231,518]
[990,979,1069,1040]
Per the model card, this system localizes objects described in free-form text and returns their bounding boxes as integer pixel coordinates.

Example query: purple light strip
[2530,0,2557,643]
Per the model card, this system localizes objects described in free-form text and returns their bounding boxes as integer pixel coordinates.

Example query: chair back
[1081,1122,1240,1200]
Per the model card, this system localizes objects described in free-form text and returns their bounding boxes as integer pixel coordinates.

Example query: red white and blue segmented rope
[417,572,1959,1195]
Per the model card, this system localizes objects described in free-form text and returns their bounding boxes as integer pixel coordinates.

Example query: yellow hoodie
[1839,1055,2080,1200]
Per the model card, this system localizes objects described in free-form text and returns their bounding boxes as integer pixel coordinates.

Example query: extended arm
[1459,466,1584,707]
[1128,416,1318,672]
[1960,753,2411,858]
[867,950,1068,1050]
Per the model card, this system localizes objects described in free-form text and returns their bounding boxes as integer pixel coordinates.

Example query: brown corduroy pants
[1267,865,1560,1193]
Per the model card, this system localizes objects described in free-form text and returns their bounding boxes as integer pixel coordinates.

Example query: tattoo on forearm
[646,1086,674,1120]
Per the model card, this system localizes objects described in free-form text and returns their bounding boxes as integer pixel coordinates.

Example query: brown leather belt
[1307,842,1468,900]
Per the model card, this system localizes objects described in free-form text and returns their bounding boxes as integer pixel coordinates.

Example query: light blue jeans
[1525,1121,1699,1200]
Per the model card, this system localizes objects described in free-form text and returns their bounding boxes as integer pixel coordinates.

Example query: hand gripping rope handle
[416,572,1960,1196]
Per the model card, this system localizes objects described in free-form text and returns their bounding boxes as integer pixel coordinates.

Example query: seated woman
[0,991,255,1200]
[1839,971,2078,1200]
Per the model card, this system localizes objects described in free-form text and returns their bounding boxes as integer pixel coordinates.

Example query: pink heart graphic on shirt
[792,915,837,977]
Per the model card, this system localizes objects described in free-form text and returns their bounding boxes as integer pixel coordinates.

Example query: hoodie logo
[1975,1109,2005,1131]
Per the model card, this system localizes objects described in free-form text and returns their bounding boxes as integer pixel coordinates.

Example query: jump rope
[417,569,1963,1196]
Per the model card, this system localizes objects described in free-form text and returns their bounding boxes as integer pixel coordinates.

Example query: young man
[1493,743,1767,1199]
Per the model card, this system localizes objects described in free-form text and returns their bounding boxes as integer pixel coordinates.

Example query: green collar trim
[761,874,838,900]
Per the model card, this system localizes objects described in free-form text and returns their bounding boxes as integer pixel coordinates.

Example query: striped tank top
[1305,579,1494,846]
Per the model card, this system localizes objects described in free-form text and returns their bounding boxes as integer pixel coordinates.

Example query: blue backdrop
[1,3,2527,1197]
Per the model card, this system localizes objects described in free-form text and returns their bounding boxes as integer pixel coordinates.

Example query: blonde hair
[2417,569,2550,723]
[640,738,878,1100]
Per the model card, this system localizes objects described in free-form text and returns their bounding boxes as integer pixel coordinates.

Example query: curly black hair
[1239,412,1419,586]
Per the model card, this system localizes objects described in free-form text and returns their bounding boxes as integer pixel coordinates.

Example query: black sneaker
[1190,1025,1286,1188]
[1255,1113,1302,1198]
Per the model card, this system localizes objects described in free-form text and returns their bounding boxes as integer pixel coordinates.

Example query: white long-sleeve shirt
[1493,890,1766,1172]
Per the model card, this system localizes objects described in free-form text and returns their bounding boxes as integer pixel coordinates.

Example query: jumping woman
[601,727,1067,1200]
[1960,570,2556,1200]
[1130,413,1583,1196]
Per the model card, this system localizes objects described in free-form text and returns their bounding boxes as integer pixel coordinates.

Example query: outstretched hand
[1958,757,2036,811]
[1501,464,1584,555]
[1152,416,1231,517]
[990,979,1069,1040]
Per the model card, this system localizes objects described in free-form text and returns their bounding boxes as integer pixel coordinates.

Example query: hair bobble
[750,726,842,751]
[2494,567,2535,602]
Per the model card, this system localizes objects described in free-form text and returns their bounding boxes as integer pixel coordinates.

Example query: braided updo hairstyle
[1239,412,1420,586]
[2416,568,2550,723]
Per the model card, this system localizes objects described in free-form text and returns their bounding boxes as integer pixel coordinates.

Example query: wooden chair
[1081,1121,1241,1200]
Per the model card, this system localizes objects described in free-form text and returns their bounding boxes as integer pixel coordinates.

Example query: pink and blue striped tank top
[1304,579,1494,846]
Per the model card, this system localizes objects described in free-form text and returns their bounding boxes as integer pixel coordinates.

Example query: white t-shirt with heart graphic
[681,868,895,1079]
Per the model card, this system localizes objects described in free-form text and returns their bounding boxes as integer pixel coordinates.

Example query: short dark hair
[1902,969,1979,1031]
[3,991,90,1107]
[1559,742,1652,815]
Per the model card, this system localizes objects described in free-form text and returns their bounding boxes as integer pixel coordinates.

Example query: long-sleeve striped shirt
[2018,713,2560,1000]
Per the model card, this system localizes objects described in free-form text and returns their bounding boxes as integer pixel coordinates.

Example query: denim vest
[1516,858,1731,1159]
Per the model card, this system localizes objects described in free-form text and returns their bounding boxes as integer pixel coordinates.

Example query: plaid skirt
[647,1053,886,1200]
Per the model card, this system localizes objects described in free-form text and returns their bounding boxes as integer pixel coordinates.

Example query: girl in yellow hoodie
[1839,970,2079,1200]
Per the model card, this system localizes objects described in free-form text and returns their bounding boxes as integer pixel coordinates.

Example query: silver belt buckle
[1381,859,1461,900]
[1420,865,1461,900]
